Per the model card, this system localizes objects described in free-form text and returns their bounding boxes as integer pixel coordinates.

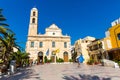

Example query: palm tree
[0,8,11,41]
[0,9,9,26]
[0,33,18,68]
[4,34,17,57]
[0,9,18,68]
[11,51,22,67]
[0,9,9,65]
[21,52,29,67]
[11,51,29,67]
[0,9,16,73]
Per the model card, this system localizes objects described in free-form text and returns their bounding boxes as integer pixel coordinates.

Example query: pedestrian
[77,54,84,67]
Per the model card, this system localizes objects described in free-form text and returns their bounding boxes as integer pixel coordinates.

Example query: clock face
[53,32,55,35]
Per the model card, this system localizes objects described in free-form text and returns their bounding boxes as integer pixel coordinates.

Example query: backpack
[78,55,84,63]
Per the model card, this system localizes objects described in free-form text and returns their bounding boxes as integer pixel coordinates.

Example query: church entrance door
[51,55,55,62]
[63,52,68,62]
[38,51,43,64]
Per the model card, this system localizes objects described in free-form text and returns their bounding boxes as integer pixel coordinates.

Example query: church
[25,7,71,64]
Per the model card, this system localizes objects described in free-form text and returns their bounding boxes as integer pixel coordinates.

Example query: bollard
[114,63,119,68]
[0,71,2,78]
[7,69,10,75]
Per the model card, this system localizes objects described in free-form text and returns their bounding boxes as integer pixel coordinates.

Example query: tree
[0,33,19,64]
[11,51,29,67]
[0,9,19,69]
[0,9,9,26]
[0,9,17,73]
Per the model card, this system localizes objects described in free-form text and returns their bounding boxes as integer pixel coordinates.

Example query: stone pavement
[1,63,120,80]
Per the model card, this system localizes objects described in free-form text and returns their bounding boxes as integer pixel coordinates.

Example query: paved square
[1,63,120,80]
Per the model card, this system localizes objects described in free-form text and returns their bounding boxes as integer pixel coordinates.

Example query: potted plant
[87,58,94,65]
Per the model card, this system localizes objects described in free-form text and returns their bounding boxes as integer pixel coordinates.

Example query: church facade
[26,8,71,63]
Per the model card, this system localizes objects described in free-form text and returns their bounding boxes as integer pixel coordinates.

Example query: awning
[107,48,120,52]
[89,50,101,55]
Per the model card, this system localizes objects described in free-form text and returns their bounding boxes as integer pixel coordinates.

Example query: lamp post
[35,47,38,65]
[54,54,56,63]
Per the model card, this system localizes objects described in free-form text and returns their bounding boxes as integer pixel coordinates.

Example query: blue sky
[1,0,120,49]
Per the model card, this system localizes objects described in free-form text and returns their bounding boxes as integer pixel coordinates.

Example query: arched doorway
[63,51,68,62]
[51,51,55,62]
[38,51,43,64]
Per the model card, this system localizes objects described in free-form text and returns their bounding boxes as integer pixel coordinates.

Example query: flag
[54,49,60,54]
[56,49,60,53]
[97,41,101,44]
[53,49,60,55]
[46,49,49,56]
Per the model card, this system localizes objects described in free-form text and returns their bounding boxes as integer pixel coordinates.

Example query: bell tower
[28,7,38,36]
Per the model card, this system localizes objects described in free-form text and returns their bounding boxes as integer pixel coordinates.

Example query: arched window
[64,42,67,48]
[32,18,35,23]
[33,12,36,16]
[117,33,120,40]
[64,51,68,55]
[39,42,43,48]
[52,41,55,47]
[38,51,43,56]
[30,41,34,48]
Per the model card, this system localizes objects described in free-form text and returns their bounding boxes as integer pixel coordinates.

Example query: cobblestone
[1,63,120,80]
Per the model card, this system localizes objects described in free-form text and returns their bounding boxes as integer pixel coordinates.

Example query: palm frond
[0,23,9,26]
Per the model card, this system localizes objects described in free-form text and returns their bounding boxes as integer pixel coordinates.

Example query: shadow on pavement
[1,68,41,80]
[63,74,111,80]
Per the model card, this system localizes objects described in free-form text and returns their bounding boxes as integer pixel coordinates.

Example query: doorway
[38,51,43,64]
[63,51,68,62]
[51,56,55,62]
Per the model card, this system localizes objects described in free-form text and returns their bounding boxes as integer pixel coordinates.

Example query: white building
[25,8,71,63]
[74,36,95,63]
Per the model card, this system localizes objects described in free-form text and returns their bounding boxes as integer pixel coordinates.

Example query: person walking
[77,54,84,67]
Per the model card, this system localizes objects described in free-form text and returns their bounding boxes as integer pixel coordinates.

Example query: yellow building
[103,37,112,50]
[26,8,71,63]
[105,18,120,60]
[109,21,120,48]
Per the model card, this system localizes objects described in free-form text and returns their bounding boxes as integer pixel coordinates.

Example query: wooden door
[64,52,68,62]
[51,56,55,62]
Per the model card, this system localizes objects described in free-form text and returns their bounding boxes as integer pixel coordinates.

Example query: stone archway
[63,51,68,62]
[38,51,43,64]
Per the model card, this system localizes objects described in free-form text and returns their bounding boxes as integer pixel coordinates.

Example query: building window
[64,42,67,48]
[39,42,43,48]
[52,41,55,47]
[117,33,120,40]
[30,42,34,48]
[32,18,35,23]
[33,12,36,16]
[86,41,88,43]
